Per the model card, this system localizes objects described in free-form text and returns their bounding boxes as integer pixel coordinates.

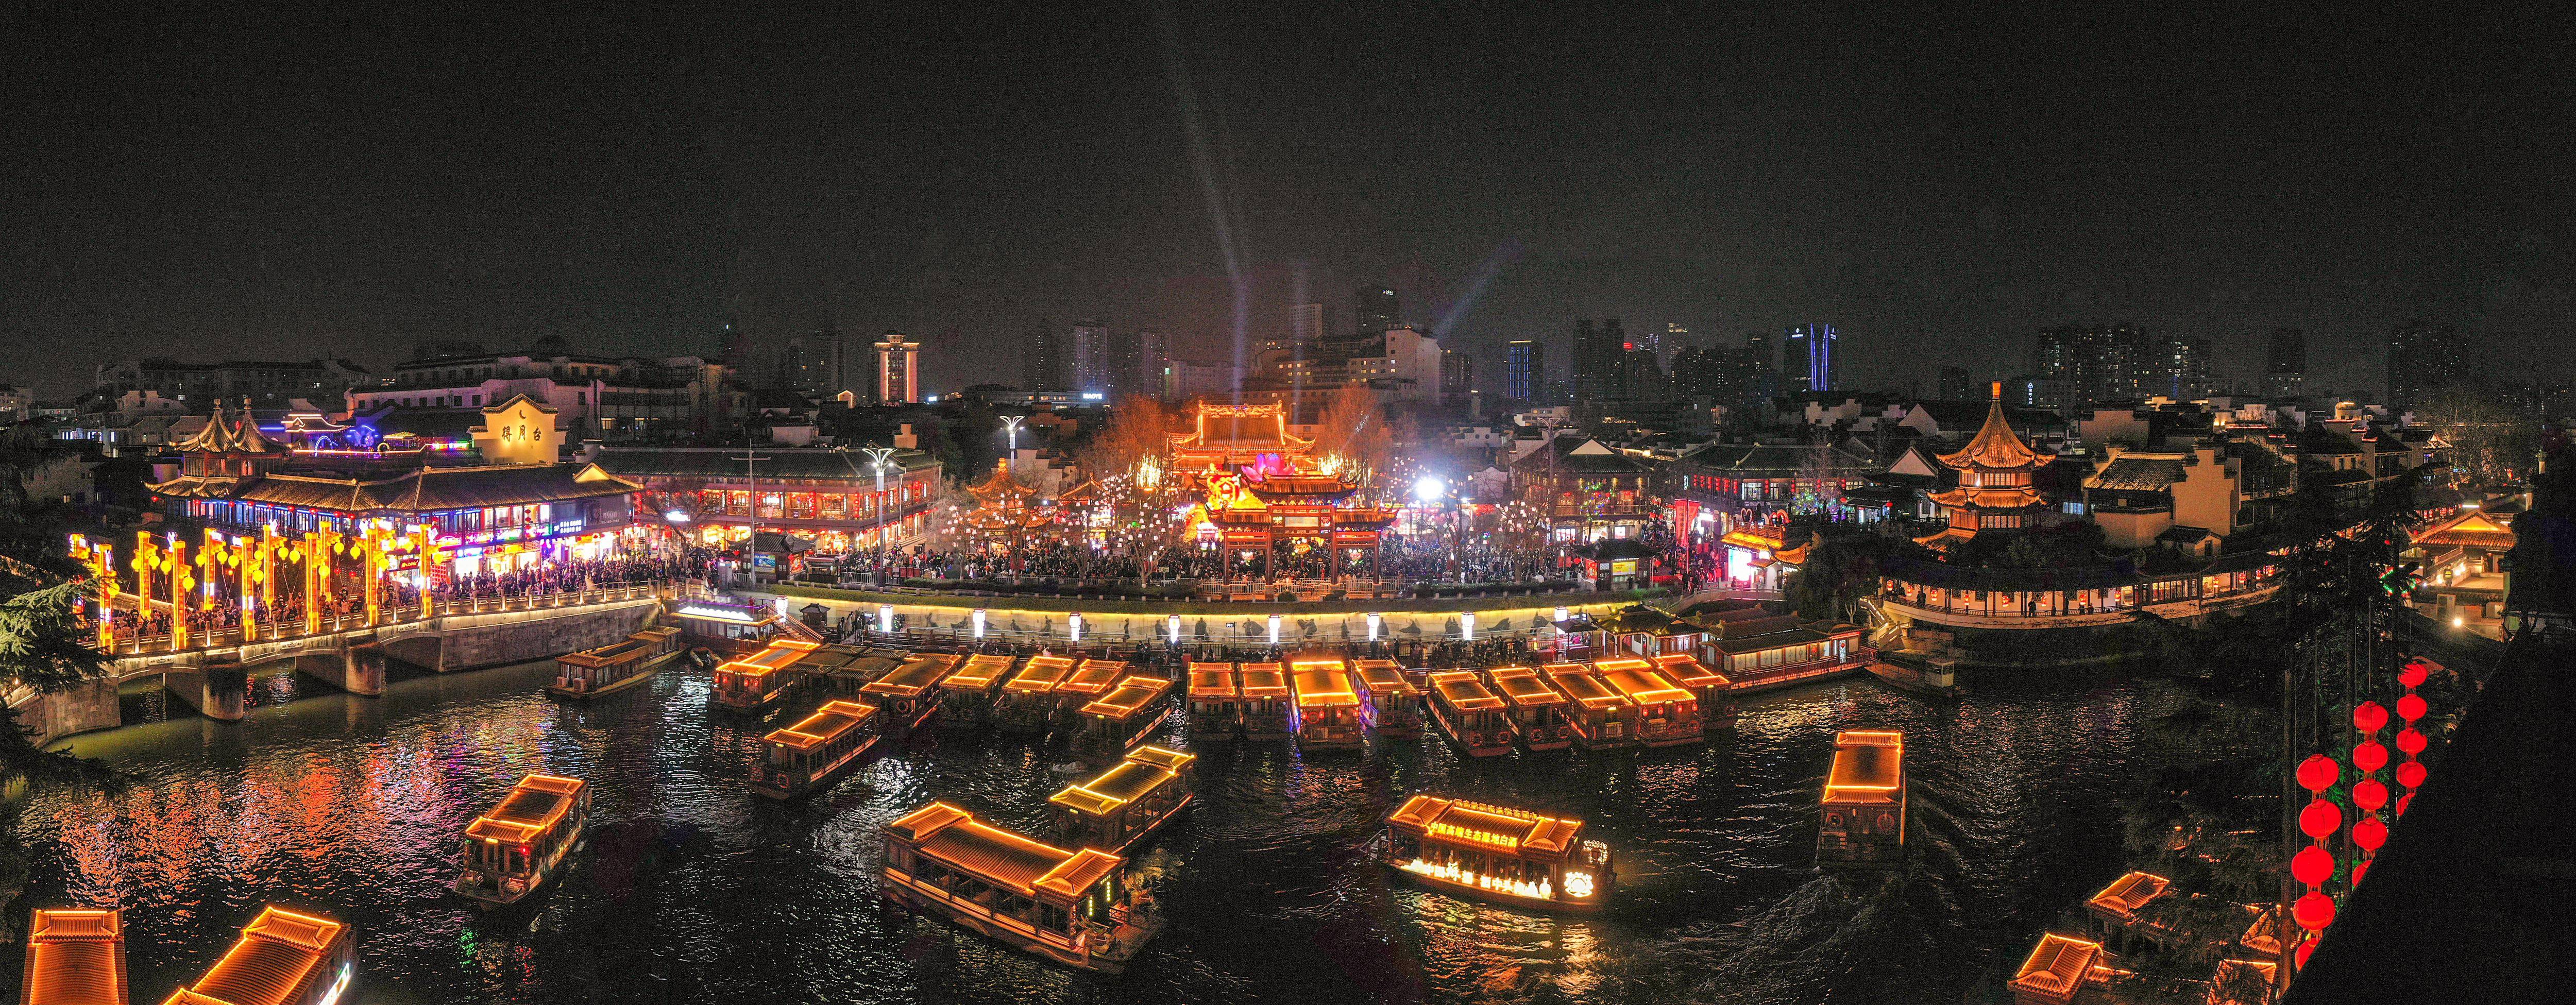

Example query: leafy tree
[2413,384,2539,487]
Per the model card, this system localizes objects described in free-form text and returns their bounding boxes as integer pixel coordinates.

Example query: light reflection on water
[9,658,2159,1003]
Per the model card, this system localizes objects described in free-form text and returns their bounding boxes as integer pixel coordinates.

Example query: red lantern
[2396,761,2428,789]
[2396,693,2427,723]
[2352,701,2388,734]
[2353,816,2389,851]
[2350,861,2370,885]
[2292,845,2334,885]
[2296,939,2318,968]
[2354,741,2389,774]
[2400,660,2429,688]
[2293,891,2337,931]
[2297,754,2340,793]
[2396,793,2414,816]
[2396,728,2427,755]
[2300,799,2342,839]
[2353,779,2389,811]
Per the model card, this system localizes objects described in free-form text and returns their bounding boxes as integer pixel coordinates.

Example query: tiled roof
[2090,456,2187,491]
[589,446,939,481]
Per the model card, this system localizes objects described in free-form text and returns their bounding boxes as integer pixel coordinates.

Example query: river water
[8,657,2163,1004]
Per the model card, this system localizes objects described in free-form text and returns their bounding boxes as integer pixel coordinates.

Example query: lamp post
[1001,415,1025,455]
[863,445,896,552]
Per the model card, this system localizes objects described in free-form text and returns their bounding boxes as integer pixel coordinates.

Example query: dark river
[7,657,2161,1004]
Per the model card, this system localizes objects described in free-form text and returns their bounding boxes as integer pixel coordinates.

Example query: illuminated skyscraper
[1505,339,1543,401]
[1782,323,1839,394]
[2387,319,2464,406]
[1067,318,1112,394]
[874,331,921,404]
[2265,327,2307,399]
[1355,285,1400,334]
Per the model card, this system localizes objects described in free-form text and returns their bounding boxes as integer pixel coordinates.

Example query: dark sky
[5,4,2570,401]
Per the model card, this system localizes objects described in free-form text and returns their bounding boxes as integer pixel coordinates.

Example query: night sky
[5,5,2569,401]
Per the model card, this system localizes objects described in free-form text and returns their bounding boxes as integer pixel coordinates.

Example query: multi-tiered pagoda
[1920,396,2054,546]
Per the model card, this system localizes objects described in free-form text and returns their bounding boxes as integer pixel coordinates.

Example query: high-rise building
[1740,332,1777,410]
[1023,317,1066,390]
[2153,336,2217,399]
[1782,323,1839,394]
[1109,327,1170,400]
[1440,349,1475,401]
[1505,339,1544,401]
[2265,327,2308,399]
[1621,345,1666,400]
[1355,285,1400,334]
[2387,319,2465,406]
[717,317,748,371]
[874,332,922,404]
[1937,366,1973,401]
[1067,318,1112,395]
[792,319,854,399]
[2033,323,2154,404]
[1657,322,1689,364]
[1292,302,1338,347]
[1671,344,1733,404]
[1570,320,1613,401]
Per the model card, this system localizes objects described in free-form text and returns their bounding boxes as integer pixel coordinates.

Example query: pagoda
[1920,393,2053,545]
[957,459,1052,551]
[1165,402,1394,575]
[150,398,291,499]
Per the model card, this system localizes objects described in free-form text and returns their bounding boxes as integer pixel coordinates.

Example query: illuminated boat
[1545,663,1640,751]
[1817,729,1906,868]
[1350,659,1424,737]
[1185,662,1241,741]
[1288,658,1364,750]
[671,599,783,656]
[1050,745,1197,853]
[1590,657,1703,747]
[1236,662,1293,741]
[21,908,127,1005]
[811,645,910,700]
[454,774,590,905]
[548,626,681,700]
[1376,795,1613,913]
[1483,666,1572,752]
[937,654,1017,728]
[710,639,823,716]
[881,802,1164,974]
[1071,675,1174,763]
[861,652,961,737]
[163,906,355,1005]
[994,655,1076,733]
[1426,670,1514,757]
[1651,653,1738,724]
[753,700,881,798]
[1052,659,1126,733]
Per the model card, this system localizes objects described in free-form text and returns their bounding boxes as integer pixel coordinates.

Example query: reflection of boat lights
[317,961,355,1005]
[1562,870,1596,898]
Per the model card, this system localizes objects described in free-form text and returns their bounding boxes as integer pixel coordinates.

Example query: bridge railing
[96,581,683,656]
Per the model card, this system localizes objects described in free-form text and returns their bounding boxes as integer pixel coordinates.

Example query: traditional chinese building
[956,458,1055,552]
[1921,395,2055,546]
[1166,402,1395,575]
[591,444,941,553]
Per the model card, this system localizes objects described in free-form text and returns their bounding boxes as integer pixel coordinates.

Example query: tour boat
[752,699,882,798]
[808,644,909,700]
[1050,745,1198,854]
[1052,659,1126,733]
[1287,658,1365,750]
[1545,663,1640,751]
[1651,652,1738,724]
[1590,657,1704,747]
[1376,795,1613,913]
[937,654,1017,728]
[861,652,960,737]
[166,906,356,1005]
[1426,670,1515,757]
[1235,662,1293,741]
[881,802,1164,974]
[1350,658,1424,737]
[1071,675,1174,762]
[1185,661,1241,741]
[20,908,127,1005]
[672,599,784,656]
[548,626,682,700]
[455,774,590,906]
[1818,729,1907,868]
[1483,666,1573,752]
[1867,653,1963,699]
[710,639,824,716]
[995,655,1076,733]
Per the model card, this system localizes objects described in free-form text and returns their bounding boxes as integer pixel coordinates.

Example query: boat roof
[558,636,652,668]
[1124,744,1194,773]
[1652,653,1730,689]
[1062,659,1127,694]
[1823,730,1905,804]
[2007,933,2103,999]
[1238,663,1290,697]
[1289,660,1360,707]
[1484,666,1567,706]
[1543,666,1626,709]
[1592,658,1694,705]
[764,700,878,751]
[1386,795,1585,860]
[1188,664,1236,697]
[1049,755,1185,817]
[2087,871,2173,918]
[862,653,960,696]
[672,600,779,625]
[885,803,1124,902]
[941,654,1016,690]
[464,774,584,844]
[1081,675,1173,718]
[1003,655,1076,693]
[22,908,126,1005]
[715,639,823,680]
[1352,659,1415,694]
[178,907,348,1005]
[1428,670,1505,710]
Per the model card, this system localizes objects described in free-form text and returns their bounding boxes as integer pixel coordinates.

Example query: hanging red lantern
[2396,761,2427,789]
[2396,793,2414,816]
[2353,816,2389,851]
[2292,845,2334,885]
[2396,693,2427,723]
[2293,891,2337,930]
[2350,861,2370,885]
[2353,778,2389,811]
[2296,939,2318,968]
[2300,799,2342,839]
[2352,701,2389,734]
[2297,754,2340,793]
[2399,660,2429,688]
[2354,740,2389,774]
[2396,728,2427,755]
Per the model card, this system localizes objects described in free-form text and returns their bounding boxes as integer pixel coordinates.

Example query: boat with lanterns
[1374,795,1613,913]
[1544,663,1640,751]
[165,906,356,1005]
[548,626,682,700]
[19,908,128,1005]
[1484,666,1573,752]
[1071,674,1174,762]
[1426,670,1514,757]
[1185,662,1241,741]
[880,802,1164,974]
[1288,658,1365,750]
[454,773,589,906]
[995,655,1076,733]
[1590,657,1704,747]
[1817,729,1906,868]
[671,598,785,656]
[710,639,823,716]
[937,654,1017,728]
[1236,662,1293,740]
[862,652,961,737]
[752,699,881,798]
[1049,745,1197,854]
[1350,658,1423,737]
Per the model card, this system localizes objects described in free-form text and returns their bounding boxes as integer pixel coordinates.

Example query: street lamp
[862,445,896,551]
[1001,415,1025,454]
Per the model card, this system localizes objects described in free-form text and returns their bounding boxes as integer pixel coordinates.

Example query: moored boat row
[1422,658,1716,756]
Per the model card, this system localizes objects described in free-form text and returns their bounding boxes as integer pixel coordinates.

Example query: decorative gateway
[1185,661,1242,741]
[548,626,681,700]
[455,774,589,906]
[881,803,1163,974]
[1818,730,1907,868]
[1376,795,1614,912]
[753,700,881,799]
[1426,670,1514,757]
[1050,745,1198,854]
[163,906,356,1005]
